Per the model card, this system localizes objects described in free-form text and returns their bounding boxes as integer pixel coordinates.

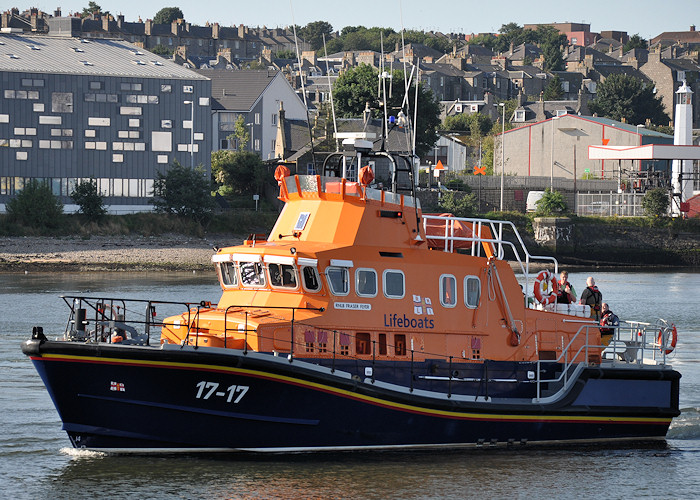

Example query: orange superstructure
[161,173,600,366]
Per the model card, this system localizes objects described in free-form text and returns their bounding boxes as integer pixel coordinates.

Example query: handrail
[422,214,558,304]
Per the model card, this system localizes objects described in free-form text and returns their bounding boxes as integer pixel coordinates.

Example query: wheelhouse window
[383,269,405,299]
[239,261,265,286]
[326,266,349,296]
[219,262,238,287]
[440,274,457,307]
[268,263,297,288]
[355,268,377,297]
[464,276,481,308]
[301,266,321,292]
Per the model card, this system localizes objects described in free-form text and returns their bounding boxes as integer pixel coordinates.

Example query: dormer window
[514,110,526,122]
[556,109,568,117]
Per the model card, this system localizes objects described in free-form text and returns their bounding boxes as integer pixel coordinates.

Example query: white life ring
[533,270,559,305]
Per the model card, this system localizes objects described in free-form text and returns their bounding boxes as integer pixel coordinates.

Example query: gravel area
[0,235,244,272]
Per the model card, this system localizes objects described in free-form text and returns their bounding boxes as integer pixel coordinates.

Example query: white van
[526,191,545,212]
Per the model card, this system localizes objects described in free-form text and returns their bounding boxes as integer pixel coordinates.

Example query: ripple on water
[668,407,700,440]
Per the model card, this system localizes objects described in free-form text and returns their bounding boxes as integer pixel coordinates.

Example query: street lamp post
[183,100,194,168]
[499,102,505,211]
[636,124,645,173]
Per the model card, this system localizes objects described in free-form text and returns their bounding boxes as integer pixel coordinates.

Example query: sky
[27,0,700,41]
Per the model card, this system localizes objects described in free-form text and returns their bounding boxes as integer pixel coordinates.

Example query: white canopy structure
[588,144,700,161]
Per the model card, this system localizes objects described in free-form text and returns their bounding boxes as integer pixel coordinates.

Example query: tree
[81,1,109,18]
[333,65,441,157]
[153,7,184,25]
[152,160,215,223]
[543,75,564,100]
[229,115,250,151]
[589,74,669,125]
[535,188,568,216]
[537,25,567,72]
[6,179,63,228]
[211,150,265,196]
[298,21,334,51]
[439,191,478,217]
[642,188,670,217]
[151,44,173,57]
[623,34,647,52]
[442,113,493,137]
[71,179,107,221]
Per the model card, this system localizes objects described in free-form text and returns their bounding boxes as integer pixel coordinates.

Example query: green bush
[71,179,107,221]
[6,179,64,230]
[438,191,478,217]
[642,188,670,217]
[535,188,568,216]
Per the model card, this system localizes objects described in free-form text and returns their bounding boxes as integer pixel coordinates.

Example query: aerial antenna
[290,1,316,166]
[380,31,389,151]
[322,33,339,151]
[412,61,419,159]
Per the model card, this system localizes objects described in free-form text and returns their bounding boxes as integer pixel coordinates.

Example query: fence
[576,191,645,217]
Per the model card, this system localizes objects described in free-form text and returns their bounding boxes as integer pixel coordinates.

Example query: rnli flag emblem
[110,381,125,392]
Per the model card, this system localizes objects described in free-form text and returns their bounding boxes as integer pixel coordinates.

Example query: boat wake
[667,407,700,439]
[59,447,106,459]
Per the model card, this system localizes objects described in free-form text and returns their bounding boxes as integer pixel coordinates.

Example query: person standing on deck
[580,277,602,320]
[556,270,576,304]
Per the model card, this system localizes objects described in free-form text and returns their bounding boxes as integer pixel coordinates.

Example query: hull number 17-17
[195,381,249,403]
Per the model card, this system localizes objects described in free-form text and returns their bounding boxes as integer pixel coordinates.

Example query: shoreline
[0,235,242,273]
[1,235,697,273]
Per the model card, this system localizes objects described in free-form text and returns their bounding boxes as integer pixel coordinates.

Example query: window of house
[51,92,73,113]
[272,114,277,125]
[562,81,570,92]
[677,71,686,82]
[383,269,405,299]
[355,268,377,297]
[254,113,260,125]
[514,110,525,122]
[440,274,457,307]
[464,276,481,308]
[326,266,349,296]
[254,138,260,151]
[161,84,172,93]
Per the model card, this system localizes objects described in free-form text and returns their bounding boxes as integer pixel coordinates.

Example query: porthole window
[301,266,321,292]
[440,274,457,307]
[355,268,377,297]
[383,269,405,299]
[464,276,481,308]
[326,266,349,296]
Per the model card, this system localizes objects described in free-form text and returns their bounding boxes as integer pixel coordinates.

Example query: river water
[1,270,699,499]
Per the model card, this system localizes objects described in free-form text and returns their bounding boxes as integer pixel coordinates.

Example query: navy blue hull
[23,340,680,452]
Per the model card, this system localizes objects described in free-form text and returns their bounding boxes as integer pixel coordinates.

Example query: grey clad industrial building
[0,32,211,212]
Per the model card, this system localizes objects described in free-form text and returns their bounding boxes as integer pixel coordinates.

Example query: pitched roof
[0,33,207,79]
[194,69,280,111]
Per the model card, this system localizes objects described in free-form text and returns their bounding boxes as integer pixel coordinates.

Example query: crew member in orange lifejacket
[556,270,576,304]
[580,276,603,320]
